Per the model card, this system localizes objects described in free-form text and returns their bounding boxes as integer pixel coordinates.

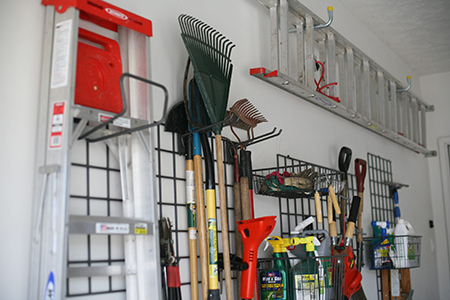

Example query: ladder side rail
[420,105,427,147]
[326,31,336,98]
[390,80,398,134]
[304,15,314,89]
[269,1,279,71]
[411,98,419,144]
[346,47,356,114]
[279,0,289,75]
[401,94,409,139]
[29,5,56,298]
[33,6,80,299]
[362,58,371,122]
[406,95,412,140]
[377,70,385,127]
[126,28,162,300]
[294,16,304,84]
[336,45,346,106]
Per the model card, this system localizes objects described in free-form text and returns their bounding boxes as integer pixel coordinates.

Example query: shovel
[164,101,198,300]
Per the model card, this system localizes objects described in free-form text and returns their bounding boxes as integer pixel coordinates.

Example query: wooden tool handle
[330,220,337,238]
[215,135,233,300]
[240,177,252,220]
[357,191,364,243]
[329,184,341,215]
[193,155,208,300]
[327,195,333,225]
[314,192,323,223]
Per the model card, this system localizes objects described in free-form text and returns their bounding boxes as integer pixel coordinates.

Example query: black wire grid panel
[67,125,236,299]
[366,152,394,300]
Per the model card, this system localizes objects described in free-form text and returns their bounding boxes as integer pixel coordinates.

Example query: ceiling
[340,0,450,77]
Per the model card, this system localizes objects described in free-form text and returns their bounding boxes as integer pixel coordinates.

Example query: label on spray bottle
[261,270,284,299]
[294,274,318,300]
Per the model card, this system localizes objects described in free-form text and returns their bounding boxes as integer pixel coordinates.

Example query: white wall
[0,1,44,299]
[420,71,450,300]
[0,0,443,299]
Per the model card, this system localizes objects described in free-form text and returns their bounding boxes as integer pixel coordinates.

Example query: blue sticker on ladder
[44,272,55,300]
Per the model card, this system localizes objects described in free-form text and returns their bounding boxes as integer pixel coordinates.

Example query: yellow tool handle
[327,195,333,225]
[193,155,208,300]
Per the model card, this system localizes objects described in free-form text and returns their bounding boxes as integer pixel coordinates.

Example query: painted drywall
[420,71,450,300]
[0,0,442,299]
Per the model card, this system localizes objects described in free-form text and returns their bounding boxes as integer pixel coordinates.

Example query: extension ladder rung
[253,0,436,157]
[69,215,154,235]
[67,265,127,278]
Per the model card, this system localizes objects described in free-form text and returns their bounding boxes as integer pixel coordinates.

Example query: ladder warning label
[99,113,131,128]
[134,223,148,235]
[51,20,72,89]
[49,101,65,149]
[96,222,130,234]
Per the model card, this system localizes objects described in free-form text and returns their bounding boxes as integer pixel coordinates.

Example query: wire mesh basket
[364,235,421,270]
[253,157,344,199]
[257,255,349,300]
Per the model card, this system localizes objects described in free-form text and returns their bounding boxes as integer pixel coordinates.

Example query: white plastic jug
[393,219,415,268]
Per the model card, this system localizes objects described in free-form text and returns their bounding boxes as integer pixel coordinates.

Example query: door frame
[438,136,450,263]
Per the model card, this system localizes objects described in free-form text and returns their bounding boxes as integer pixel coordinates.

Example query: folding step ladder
[29,0,167,299]
[251,0,436,157]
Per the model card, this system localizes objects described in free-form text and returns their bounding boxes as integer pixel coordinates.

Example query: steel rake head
[229,98,268,140]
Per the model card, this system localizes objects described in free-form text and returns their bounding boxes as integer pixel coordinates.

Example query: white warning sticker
[51,20,72,89]
[49,101,66,149]
[95,222,130,234]
[98,113,131,128]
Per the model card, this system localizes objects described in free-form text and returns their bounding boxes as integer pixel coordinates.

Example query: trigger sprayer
[261,236,307,300]
[238,216,276,300]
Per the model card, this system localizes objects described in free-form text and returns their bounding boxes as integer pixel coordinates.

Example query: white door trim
[438,136,450,263]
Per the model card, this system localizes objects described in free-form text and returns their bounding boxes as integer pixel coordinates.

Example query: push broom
[179,14,235,300]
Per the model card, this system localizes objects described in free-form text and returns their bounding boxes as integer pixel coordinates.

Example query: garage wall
[0,0,443,299]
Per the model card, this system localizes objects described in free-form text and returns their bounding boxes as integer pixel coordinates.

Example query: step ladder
[251,0,436,157]
[29,0,167,299]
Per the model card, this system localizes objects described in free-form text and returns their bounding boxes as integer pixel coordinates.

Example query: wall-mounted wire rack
[251,0,436,157]
[366,152,417,300]
[67,125,236,299]
[252,154,358,245]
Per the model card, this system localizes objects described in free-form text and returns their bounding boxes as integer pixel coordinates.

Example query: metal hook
[232,127,282,149]
[80,73,169,142]
[397,76,411,92]
[181,113,241,140]
[289,6,334,33]
[314,6,334,29]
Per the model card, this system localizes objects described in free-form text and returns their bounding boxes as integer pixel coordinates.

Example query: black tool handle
[338,146,352,180]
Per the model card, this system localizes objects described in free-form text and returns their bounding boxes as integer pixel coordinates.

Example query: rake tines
[178,14,235,132]
[229,98,268,140]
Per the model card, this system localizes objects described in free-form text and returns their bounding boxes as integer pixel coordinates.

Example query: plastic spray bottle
[290,236,321,300]
[371,221,392,269]
[261,236,303,300]
[393,218,416,268]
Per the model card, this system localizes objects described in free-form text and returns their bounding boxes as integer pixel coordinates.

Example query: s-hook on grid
[67,125,235,299]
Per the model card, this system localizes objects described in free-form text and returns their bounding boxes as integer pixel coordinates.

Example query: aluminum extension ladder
[29,0,167,299]
[251,0,436,157]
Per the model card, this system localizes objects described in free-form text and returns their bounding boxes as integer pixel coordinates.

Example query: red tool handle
[355,159,367,193]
